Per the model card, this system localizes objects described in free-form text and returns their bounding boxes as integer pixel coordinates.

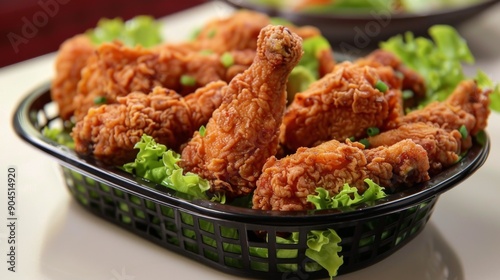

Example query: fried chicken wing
[73,42,254,121]
[367,123,462,175]
[51,34,95,120]
[180,25,304,197]
[192,10,335,76]
[356,49,426,108]
[389,80,491,150]
[253,139,430,211]
[72,81,227,165]
[193,10,319,53]
[280,61,403,151]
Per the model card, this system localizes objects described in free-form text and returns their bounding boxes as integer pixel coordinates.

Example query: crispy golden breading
[356,49,426,108]
[72,81,226,165]
[193,10,319,53]
[51,34,95,120]
[192,10,335,74]
[280,61,403,151]
[390,80,491,150]
[180,25,303,197]
[253,139,430,211]
[367,123,462,175]
[73,42,253,121]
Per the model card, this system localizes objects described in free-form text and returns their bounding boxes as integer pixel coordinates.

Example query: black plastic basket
[13,82,490,279]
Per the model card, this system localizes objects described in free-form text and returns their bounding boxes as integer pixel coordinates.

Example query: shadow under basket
[13,82,490,279]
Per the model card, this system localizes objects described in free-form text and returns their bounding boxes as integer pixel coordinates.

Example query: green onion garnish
[220,52,234,68]
[199,49,214,56]
[180,75,196,86]
[402,90,414,100]
[207,29,216,38]
[375,80,388,93]
[459,125,468,139]
[359,138,370,148]
[94,96,107,105]
[199,125,206,137]
[367,127,380,137]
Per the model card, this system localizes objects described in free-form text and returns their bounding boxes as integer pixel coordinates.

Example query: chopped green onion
[94,96,107,105]
[199,125,206,137]
[459,125,468,139]
[359,138,370,148]
[475,130,487,146]
[199,49,214,55]
[207,28,216,38]
[180,75,196,86]
[220,52,234,68]
[210,192,226,204]
[347,136,356,142]
[270,17,294,26]
[189,27,201,41]
[375,80,388,93]
[395,71,404,79]
[367,127,380,137]
[402,90,414,100]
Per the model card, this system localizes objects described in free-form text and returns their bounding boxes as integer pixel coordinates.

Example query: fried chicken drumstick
[180,25,304,197]
[253,139,430,211]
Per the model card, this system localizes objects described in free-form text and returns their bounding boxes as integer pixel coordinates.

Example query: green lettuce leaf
[123,134,210,199]
[286,35,332,101]
[86,15,163,48]
[380,25,474,106]
[304,179,387,278]
[307,179,387,210]
[306,229,343,279]
[300,35,332,79]
[475,70,500,112]
[42,127,75,149]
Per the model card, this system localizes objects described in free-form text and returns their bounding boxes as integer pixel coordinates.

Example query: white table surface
[1,1,500,279]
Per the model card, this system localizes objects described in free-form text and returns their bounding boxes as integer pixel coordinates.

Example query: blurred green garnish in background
[86,15,163,47]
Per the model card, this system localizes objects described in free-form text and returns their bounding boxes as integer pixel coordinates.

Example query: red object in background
[0,0,206,68]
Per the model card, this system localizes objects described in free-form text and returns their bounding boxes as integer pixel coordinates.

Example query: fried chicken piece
[180,25,303,197]
[193,10,319,53]
[280,61,403,151]
[72,81,226,165]
[73,42,254,121]
[51,34,95,120]
[389,80,491,150]
[367,123,462,175]
[356,49,426,108]
[192,10,335,76]
[253,139,430,211]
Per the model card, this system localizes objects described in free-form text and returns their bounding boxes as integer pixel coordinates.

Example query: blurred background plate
[221,0,500,52]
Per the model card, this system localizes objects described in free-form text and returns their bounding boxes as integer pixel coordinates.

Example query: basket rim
[12,80,491,226]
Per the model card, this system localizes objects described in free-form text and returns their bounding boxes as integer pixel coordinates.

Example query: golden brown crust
[253,139,429,211]
[180,25,304,197]
[73,42,251,121]
[390,80,491,151]
[72,82,227,165]
[368,123,461,175]
[51,34,95,120]
[280,61,401,151]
